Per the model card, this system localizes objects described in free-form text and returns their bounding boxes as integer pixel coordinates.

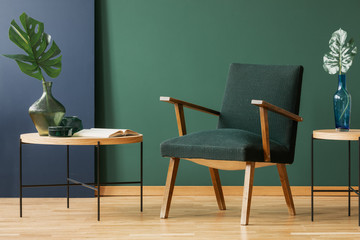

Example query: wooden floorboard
[1,196,360,239]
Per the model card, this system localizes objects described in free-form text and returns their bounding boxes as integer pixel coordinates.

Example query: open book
[73,128,139,138]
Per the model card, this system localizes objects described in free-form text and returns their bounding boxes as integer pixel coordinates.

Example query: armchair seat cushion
[160,128,291,163]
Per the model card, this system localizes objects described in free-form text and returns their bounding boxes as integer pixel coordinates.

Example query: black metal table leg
[140,141,143,212]
[349,141,351,216]
[19,139,22,218]
[67,145,70,209]
[311,135,314,221]
[97,141,100,221]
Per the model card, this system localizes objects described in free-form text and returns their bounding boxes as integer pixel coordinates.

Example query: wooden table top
[313,129,360,141]
[20,133,143,146]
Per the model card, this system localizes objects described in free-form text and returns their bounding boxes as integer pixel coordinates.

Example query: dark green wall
[95,0,360,186]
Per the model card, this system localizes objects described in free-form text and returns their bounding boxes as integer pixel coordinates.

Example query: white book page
[73,128,128,138]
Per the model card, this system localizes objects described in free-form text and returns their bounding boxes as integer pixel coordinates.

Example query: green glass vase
[29,81,66,136]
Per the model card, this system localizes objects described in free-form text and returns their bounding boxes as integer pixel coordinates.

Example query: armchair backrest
[218,63,304,158]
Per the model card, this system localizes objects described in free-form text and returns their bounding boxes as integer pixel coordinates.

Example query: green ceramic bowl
[48,126,73,137]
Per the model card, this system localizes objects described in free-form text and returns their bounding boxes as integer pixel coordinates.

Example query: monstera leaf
[3,12,62,81]
[323,28,357,75]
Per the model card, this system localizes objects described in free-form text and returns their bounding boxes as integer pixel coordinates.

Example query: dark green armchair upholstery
[161,129,291,163]
[159,63,304,225]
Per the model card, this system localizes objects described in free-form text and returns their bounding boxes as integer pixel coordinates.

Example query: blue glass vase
[334,74,351,131]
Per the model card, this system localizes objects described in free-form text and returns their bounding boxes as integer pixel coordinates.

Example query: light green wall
[95,0,360,186]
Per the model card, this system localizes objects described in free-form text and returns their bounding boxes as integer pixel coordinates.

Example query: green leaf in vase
[323,28,357,75]
[2,12,62,81]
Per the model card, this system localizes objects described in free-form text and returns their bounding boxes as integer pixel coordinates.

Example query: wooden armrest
[251,100,302,162]
[251,100,303,122]
[160,96,220,116]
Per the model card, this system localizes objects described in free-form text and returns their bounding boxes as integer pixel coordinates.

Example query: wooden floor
[1,196,360,239]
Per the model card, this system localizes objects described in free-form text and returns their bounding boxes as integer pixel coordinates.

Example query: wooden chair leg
[241,162,255,225]
[160,157,180,219]
[277,163,296,216]
[209,168,226,210]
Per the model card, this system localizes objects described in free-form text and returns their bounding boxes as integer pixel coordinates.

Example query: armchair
[159,63,304,225]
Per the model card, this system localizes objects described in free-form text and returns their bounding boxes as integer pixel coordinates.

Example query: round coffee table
[20,132,143,221]
[312,129,360,226]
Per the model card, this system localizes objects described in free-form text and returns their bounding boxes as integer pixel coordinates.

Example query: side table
[20,133,143,221]
[311,129,360,225]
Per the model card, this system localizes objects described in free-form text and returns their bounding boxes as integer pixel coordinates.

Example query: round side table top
[313,129,360,141]
[20,133,143,146]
